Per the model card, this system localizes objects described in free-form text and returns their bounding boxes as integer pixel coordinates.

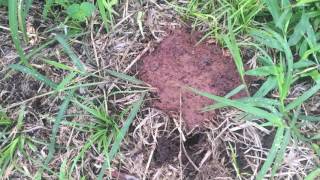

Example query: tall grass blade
[73,100,113,124]
[40,90,74,177]
[55,34,85,72]
[188,87,284,127]
[98,92,146,179]
[223,20,249,95]
[271,128,291,176]
[8,0,27,64]
[97,0,110,31]
[59,159,68,180]
[17,0,31,42]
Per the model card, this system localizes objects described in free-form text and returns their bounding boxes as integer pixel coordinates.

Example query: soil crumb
[140,29,244,128]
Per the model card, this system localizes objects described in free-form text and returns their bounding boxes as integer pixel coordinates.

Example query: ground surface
[140,29,244,128]
[0,0,319,179]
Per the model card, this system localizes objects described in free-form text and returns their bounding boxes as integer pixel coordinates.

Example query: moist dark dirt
[140,29,245,128]
[153,130,229,179]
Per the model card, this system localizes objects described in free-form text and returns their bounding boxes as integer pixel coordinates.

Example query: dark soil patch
[0,73,40,105]
[140,29,245,128]
[153,131,204,177]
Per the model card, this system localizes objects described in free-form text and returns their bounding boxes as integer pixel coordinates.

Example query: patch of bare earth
[139,29,245,128]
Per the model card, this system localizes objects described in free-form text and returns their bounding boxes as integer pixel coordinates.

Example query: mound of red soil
[140,30,245,128]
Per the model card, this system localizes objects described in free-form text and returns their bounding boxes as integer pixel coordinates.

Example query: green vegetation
[1,0,146,178]
[1,0,319,179]
[184,0,320,179]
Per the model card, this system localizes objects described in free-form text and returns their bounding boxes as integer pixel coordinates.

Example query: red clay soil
[139,30,245,128]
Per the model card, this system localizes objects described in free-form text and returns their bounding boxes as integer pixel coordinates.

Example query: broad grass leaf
[288,13,309,46]
[97,0,110,31]
[253,76,277,97]
[245,66,279,76]
[250,29,283,51]
[189,87,284,127]
[298,115,320,122]
[293,59,315,69]
[295,0,320,6]
[271,128,291,176]
[302,45,320,60]
[262,0,280,21]
[286,82,320,111]
[225,84,246,99]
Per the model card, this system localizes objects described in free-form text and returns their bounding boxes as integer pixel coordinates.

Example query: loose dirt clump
[140,29,244,128]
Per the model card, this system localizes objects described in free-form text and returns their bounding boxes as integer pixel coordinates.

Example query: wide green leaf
[67,2,95,21]
[189,87,284,127]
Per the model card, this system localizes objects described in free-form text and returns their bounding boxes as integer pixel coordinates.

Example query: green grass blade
[245,66,279,77]
[189,87,284,127]
[40,90,74,177]
[225,84,246,99]
[26,39,56,59]
[106,69,144,84]
[97,0,110,31]
[223,21,249,95]
[73,100,113,124]
[97,92,146,179]
[9,64,58,89]
[256,127,285,180]
[55,34,85,72]
[298,115,320,122]
[59,159,67,180]
[250,29,283,51]
[17,0,30,42]
[271,128,291,176]
[56,72,77,91]
[43,0,53,18]
[288,13,308,46]
[254,76,277,97]
[69,131,107,175]
[8,0,27,64]
[42,59,81,73]
[262,0,280,21]
[0,112,12,126]
[286,82,320,111]
[305,168,320,180]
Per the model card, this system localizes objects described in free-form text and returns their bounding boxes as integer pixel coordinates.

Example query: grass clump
[187,0,320,179]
